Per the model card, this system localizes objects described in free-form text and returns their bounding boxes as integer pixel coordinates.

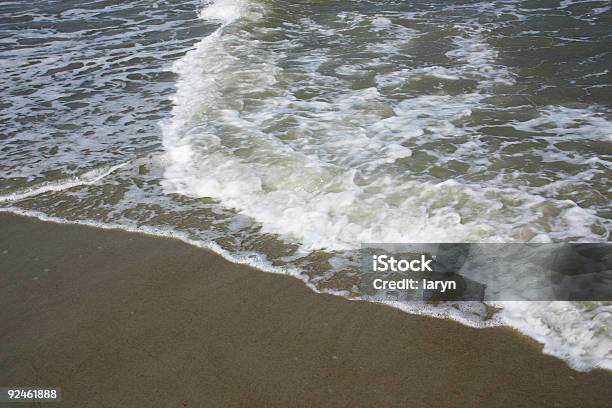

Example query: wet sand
[0,213,610,407]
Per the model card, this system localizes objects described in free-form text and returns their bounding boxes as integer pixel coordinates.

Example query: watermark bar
[360,243,612,301]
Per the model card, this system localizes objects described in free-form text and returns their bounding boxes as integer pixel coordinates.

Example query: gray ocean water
[1,0,611,370]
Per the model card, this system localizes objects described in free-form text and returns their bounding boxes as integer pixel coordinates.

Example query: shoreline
[1,212,611,407]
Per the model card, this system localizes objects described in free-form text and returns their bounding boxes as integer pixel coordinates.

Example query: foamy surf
[0,162,128,203]
[157,0,612,371]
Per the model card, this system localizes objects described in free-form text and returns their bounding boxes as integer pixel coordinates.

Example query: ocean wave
[158,0,612,371]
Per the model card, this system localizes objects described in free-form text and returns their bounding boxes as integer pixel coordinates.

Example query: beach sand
[1,213,610,407]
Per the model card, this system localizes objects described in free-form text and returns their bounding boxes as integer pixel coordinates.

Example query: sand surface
[1,213,610,407]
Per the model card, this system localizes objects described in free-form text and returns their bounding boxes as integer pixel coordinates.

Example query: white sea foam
[498,301,612,371]
[199,0,250,24]
[162,6,607,249]
[0,162,128,203]
[154,0,612,372]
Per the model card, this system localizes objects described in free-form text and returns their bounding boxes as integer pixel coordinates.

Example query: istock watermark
[359,243,612,302]
[371,254,433,272]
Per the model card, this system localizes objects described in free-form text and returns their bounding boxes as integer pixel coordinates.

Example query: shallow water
[1,0,611,371]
